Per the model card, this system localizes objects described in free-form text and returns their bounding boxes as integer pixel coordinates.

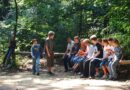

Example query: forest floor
[0,64,130,90]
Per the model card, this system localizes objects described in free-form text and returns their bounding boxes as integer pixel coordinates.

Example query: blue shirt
[31,44,41,58]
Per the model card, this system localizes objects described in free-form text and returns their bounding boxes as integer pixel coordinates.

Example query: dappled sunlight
[0,71,129,90]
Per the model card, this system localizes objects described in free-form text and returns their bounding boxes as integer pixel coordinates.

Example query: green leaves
[0,0,130,55]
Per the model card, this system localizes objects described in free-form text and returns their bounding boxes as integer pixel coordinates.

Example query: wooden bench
[119,60,130,65]
[15,51,64,57]
[117,60,130,79]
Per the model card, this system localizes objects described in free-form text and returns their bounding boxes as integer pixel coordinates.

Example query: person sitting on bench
[89,35,103,78]
[108,38,122,80]
[100,39,111,79]
[63,37,74,72]
[79,39,95,78]
[71,39,86,72]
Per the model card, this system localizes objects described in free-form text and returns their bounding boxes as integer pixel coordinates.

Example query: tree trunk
[12,0,18,65]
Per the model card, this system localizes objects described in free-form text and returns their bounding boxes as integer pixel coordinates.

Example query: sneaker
[112,78,118,81]
[77,72,82,75]
[108,77,113,80]
[101,75,107,79]
[95,73,100,77]
[89,76,95,79]
[80,75,87,78]
[64,70,68,72]
[48,72,55,76]
[36,73,40,76]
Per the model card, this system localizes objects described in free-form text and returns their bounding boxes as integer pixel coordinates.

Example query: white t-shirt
[108,46,114,59]
[87,45,95,59]
[67,40,74,55]
[103,45,111,58]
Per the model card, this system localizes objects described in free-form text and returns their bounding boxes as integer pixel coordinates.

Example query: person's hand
[62,55,65,59]
[48,53,51,57]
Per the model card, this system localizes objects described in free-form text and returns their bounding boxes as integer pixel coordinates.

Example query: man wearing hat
[45,31,55,75]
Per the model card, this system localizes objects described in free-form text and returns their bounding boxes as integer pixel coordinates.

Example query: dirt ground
[0,65,130,90]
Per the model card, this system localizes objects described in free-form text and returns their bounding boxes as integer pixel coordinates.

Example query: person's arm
[45,42,51,57]
[73,44,80,55]
[31,46,35,59]
[94,51,100,58]
[63,44,69,58]
[94,44,102,58]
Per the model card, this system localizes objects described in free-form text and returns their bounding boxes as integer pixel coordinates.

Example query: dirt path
[0,66,130,90]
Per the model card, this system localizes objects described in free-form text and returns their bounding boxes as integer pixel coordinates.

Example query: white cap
[48,31,55,35]
[90,35,97,39]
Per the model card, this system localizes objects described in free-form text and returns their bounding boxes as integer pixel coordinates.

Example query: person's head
[74,36,80,43]
[80,38,84,42]
[111,38,120,47]
[80,40,86,50]
[90,35,98,45]
[108,38,114,46]
[32,39,37,45]
[83,39,90,46]
[48,31,55,39]
[98,38,102,45]
[67,37,72,43]
[102,39,109,46]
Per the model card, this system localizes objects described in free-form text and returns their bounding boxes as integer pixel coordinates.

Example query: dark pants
[80,60,90,77]
[3,48,15,65]
[63,55,72,71]
[90,59,101,77]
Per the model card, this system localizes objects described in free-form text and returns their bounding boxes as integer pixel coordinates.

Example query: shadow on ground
[0,65,130,90]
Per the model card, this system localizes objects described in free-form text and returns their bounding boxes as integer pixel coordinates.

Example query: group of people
[30,31,122,80]
[63,35,122,80]
[31,31,55,76]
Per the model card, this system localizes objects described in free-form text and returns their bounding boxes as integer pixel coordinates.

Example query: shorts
[46,53,54,67]
[100,59,108,67]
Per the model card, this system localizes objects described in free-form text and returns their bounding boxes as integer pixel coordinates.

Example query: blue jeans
[108,60,119,79]
[33,57,40,74]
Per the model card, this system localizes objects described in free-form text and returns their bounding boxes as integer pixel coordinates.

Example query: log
[15,51,64,57]
[119,60,130,65]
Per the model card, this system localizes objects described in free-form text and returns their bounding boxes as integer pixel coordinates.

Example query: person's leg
[73,57,84,71]
[83,60,90,77]
[79,60,84,74]
[101,60,108,78]
[89,59,96,78]
[7,48,14,65]
[102,66,107,75]
[47,57,52,73]
[32,59,36,74]
[35,57,40,75]
[95,59,102,77]
[111,60,119,79]
[3,48,10,65]
[68,55,74,68]
[108,61,113,79]
[106,65,110,74]
[63,55,69,72]
[72,56,80,69]
[50,54,55,74]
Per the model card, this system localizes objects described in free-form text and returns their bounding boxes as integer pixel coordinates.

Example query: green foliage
[0,0,130,58]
